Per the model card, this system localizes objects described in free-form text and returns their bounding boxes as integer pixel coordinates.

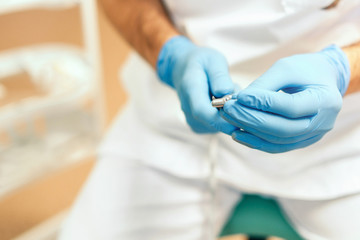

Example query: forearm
[100,0,179,67]
[343,42,360,94]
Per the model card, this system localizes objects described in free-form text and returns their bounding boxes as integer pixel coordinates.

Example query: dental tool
[211,94,234,108]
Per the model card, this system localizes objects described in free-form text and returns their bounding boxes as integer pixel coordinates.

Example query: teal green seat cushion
[220,194,303,239]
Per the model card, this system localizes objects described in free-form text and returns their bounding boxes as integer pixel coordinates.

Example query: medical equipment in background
[0,0,104,197]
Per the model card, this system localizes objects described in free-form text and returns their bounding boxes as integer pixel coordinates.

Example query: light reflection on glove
[157,36,237,134]
[221,45,350,153]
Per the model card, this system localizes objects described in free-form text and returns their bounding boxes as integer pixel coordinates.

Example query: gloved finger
[187,86,238,135]
[229,121,327,144]
[221,101,312,138]
[206,53,234,98]
[246,58,306,92]
[178,87,216,134]
[232,130,325,153]
[181,68,237,135]
[221,108,317,143]
[235,87,325,118]
[185,114,217,134]
[247,64,289,91]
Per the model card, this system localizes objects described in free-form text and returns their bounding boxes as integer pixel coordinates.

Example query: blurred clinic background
[0,0,131,239]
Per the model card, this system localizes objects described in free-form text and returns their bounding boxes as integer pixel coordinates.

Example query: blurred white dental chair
[0,0,104,199]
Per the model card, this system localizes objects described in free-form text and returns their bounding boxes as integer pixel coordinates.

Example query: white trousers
[59,157,360,240]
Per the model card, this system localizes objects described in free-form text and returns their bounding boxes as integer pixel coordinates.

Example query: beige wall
[0,2,130,239]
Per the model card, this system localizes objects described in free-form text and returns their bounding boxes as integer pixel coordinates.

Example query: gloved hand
[220,45,351,153]
[157,36,237,134]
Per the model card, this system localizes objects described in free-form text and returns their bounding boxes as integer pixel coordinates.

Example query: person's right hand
[157,36,237,134]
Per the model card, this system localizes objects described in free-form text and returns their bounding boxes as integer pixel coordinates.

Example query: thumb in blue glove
[220,45,350,153]
[157,36,237,134]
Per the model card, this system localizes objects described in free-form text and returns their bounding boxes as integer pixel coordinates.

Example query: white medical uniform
[59,0,360,240]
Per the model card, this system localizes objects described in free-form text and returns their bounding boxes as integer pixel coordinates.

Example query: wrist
[321,44,351,96]
[156,35,195,87]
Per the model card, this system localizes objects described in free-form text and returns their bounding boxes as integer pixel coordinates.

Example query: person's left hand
[220,45,350,153]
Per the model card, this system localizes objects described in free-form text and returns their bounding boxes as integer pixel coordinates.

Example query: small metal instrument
[211,94,233,108]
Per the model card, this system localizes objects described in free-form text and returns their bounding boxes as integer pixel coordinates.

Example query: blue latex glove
[157,36,237,134]
[220,45,351,153]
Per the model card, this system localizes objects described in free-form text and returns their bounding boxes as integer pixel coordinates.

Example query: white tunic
[99,0,360,200]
